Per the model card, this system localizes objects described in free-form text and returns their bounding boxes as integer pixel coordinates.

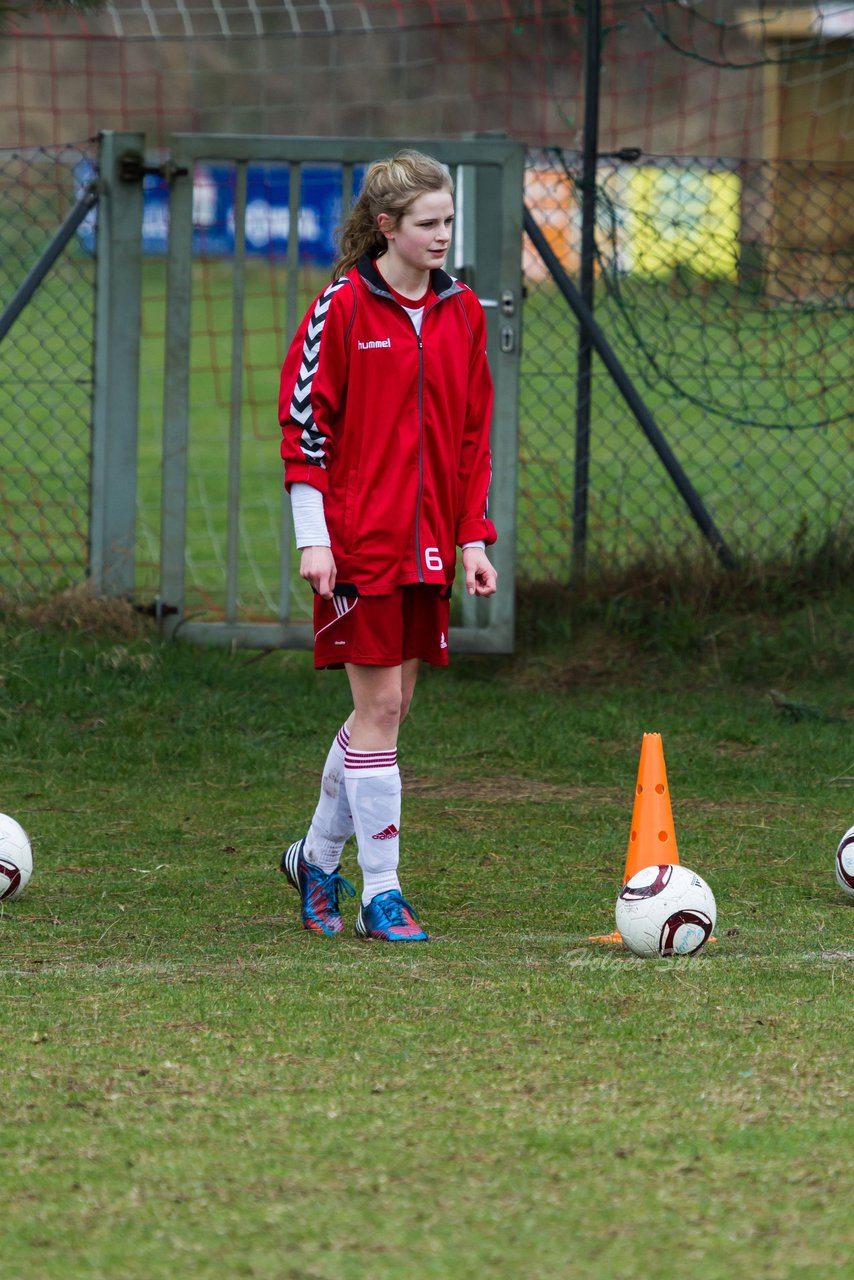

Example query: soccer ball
[835,825,854,901]
[615,863,716,958]
[0,813,33,901]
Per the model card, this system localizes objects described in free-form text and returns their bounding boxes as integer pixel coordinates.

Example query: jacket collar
[355,254,463,304]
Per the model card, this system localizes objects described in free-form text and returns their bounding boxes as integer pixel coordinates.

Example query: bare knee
[346,663,413,749]
[369,691,404,735]
[352,689,403,741]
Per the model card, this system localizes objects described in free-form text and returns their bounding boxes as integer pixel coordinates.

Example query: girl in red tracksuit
[278,150,497,943]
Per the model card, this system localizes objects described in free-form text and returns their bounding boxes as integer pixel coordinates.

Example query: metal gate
[153,134,524,653]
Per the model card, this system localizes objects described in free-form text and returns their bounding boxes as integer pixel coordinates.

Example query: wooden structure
[740,6,854,303]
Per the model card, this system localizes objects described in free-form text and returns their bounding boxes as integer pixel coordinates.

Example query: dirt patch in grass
[405,773,808,819]
[405,774,625,804]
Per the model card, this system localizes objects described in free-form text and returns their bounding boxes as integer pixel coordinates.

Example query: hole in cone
[655,783,665,794]
[658,831,668,841]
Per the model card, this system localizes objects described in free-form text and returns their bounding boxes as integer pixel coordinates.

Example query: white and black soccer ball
[616,863,716,958]
[0,813,33,901]
[835,825,854,901]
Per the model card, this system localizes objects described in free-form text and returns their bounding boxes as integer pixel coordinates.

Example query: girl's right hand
[300,546,337,600]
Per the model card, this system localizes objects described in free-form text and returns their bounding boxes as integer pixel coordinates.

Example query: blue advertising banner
[75,159,364,262]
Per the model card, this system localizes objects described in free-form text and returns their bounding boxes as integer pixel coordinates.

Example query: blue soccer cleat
[280,838,355,936]
[355,889,429,942]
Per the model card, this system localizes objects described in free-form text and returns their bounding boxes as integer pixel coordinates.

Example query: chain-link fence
[2,3,853,604]
[520,147,853,580]
[1,140,851,605]
[0,144,96,596]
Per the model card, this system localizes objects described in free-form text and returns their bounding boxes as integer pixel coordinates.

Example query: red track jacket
[279,255,496,596]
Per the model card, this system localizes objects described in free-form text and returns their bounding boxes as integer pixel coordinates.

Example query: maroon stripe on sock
[344,749,397,771]
[336,723,351,751]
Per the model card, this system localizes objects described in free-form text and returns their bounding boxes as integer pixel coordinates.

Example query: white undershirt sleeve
[290,482,331,548]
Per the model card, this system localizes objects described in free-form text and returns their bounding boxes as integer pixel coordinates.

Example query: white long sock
[344,747,402,905]
[304,723,355,872]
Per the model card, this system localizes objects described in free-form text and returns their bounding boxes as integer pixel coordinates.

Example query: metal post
[159,141,195,636]
[90,131,145,597]
[278,162,303,625]
[225,161,248,624]
[572,0,602,579]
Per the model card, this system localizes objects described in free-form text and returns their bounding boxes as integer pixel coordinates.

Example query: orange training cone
[622,731,679,883]
[589,732,680,944]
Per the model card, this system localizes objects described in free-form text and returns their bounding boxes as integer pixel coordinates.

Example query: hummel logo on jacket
[279,254,496,596]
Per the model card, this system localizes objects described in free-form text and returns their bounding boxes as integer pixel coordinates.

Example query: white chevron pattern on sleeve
[291,279,349,465]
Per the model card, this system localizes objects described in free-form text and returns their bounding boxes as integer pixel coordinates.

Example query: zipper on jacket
[414,330,425,582]
[390,291,448,586]
[411,295,452,584]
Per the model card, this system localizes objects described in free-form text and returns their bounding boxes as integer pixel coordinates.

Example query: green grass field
[2,584,853,1278]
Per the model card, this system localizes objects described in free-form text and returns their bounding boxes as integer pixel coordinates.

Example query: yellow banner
[626,167,740,279]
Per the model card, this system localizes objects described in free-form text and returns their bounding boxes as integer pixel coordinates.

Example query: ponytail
[332,149,454,279]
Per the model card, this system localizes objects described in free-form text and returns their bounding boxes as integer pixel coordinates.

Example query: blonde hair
[332,149,454,279]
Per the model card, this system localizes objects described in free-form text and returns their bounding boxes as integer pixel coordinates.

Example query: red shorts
[313,584,451,670]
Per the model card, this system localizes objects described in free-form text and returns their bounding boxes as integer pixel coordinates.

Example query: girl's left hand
[462,547,498,597]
